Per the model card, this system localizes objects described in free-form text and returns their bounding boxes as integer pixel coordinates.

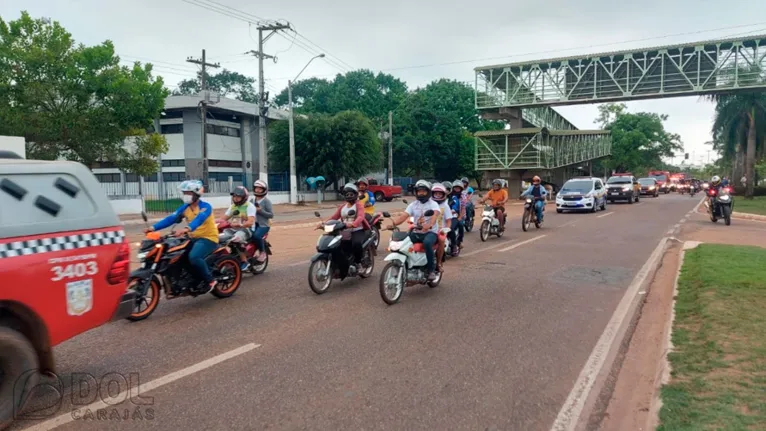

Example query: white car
[556,177,607,213]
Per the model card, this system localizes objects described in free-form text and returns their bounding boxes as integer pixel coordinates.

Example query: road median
[656,243,766,429]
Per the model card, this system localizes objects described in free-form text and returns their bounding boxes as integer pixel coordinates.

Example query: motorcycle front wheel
[372,226,380,249]
[308,257,333,294]
[126,276,161,321]
[379,262,404,305]
[480,220,490,242]
[522,210,530,232]
[723,205,732,226]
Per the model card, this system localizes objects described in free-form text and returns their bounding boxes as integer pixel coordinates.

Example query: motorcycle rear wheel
[211,256,243,298]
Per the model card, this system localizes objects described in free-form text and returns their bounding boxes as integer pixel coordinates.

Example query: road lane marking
[289,260,310,267]
[23,343,261,431]
[596,212,613,218]
[550,237,669,431]
[461,239,514,257]
[497,235,547,252]
[557,220,577,228]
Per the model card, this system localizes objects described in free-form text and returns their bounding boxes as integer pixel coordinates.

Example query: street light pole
[288,54,325,204]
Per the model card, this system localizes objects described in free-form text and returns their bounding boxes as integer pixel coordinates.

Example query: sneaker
[254,251,267,262]
[240,261,251,271]
[348,265,358,276]
[203,280,216,294]
[427,271,437,281]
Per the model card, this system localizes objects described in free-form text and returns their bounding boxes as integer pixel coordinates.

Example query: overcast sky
[5,0,766,167]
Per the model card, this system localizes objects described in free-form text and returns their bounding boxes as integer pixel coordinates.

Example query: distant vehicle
[647,170,671,194]
[555,177,607,213]
[363,178,402,202]
[637,177,660,197]
[606,173,640,204]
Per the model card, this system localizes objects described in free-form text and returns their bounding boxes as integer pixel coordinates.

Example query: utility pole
[388,111,393,186]
[247,22,291,183]
[186,49,220,187]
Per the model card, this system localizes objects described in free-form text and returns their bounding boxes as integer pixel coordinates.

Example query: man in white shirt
[388,180,441,281]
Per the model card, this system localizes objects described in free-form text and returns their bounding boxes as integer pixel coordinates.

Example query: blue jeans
[188,238,218,283]
[534,200,545,221]
[252,225,270,252]
[410,231,438,273]
[449,218,464,246]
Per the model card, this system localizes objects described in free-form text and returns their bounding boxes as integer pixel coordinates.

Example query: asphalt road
[14,193,701,431]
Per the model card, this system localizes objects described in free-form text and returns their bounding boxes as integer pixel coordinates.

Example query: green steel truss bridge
[472,33,766,171]
[475,128,611,171]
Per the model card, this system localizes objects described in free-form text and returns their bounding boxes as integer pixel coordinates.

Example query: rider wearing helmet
[708,175,724,210]
[145,180,220,293]
[450,180,466,252]
[251,180,273,263]
[442,181,453,196]
[480,179,508,231]
[320,183,370,275]
[356,177,376,220]
[521,176,548,223]
[389,180,441,281]
[431,183,451,269]
[222,186,257,270]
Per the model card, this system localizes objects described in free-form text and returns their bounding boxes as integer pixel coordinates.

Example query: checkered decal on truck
[0,230,125,259]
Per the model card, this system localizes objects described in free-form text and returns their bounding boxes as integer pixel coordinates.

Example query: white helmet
[178,180,204,196]
[431,183,447,203]
[253,180,268,197]
[711,175,721,185]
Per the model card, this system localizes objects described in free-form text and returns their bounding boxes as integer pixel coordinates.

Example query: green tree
[598,106,683,175]
[174,69,258,103]
[269,110,382,189]
[273,69,408,126]
[0,12,168,172]
[393,79,503,178]
[707,86,766,197]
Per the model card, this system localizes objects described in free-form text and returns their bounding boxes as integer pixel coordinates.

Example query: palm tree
[706,65,766,198]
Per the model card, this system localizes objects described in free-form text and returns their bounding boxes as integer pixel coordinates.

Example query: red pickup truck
[365,178,402,202]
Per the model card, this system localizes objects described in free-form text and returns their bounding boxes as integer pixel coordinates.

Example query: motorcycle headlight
[526,198,532,203]
[389,240,403,251]
[324,224,335,233]
[719,195,730,201]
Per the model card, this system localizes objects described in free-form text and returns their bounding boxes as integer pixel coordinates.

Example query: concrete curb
[732,211,766,221]
[645,240,702,431]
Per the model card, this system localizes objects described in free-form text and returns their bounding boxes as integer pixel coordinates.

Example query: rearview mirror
[174,213,184,224]
[141,211,148,222]
[424,210,435,217]
[382,211,391,218]
[402,199,408,205]
[314,211,321,218]
[232,210,240,216]
[347,210,356,217]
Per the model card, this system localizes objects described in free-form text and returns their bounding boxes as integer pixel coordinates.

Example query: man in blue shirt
[520,176,548,223]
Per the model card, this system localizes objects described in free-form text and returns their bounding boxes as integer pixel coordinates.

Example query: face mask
[181,195,193,204]
[417,194,429,203]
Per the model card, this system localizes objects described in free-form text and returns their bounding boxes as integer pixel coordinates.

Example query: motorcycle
[378,209,444,305]
[689,183,697,197]
[477,196,506,242]
[464,202,475,232]
[127,211,243,321]
[308,210,376,294]
[367,212,384,250]
[216,210,272,275]
[521,197,543,231]
[706,187,733,225]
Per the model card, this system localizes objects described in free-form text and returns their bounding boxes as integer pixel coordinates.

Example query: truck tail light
[108,241,131,285]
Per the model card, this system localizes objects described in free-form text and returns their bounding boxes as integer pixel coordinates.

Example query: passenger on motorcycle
[356,177,376,223]
[521,176,548,223]
[450,180,466,250]
[221,186,257,270]
[388,180,441,281]
[250,180,273,263]
[479,179,508,231]
[431,183,452,269]
[318,183,370,274]
[144,180,219,293]
[465,186,475,220]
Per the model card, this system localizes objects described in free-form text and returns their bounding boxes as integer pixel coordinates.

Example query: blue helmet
[467,187,474,194]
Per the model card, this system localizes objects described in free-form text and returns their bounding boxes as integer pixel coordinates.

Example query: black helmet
[414,180,432,203]
[342,183,359,202]
[230,186,249,204]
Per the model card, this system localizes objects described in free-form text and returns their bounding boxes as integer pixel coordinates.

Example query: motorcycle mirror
[174,213,184,224]
[402,199,408,205]
[232,210,240,216]
[141,211,148,222]
[314,211,321,218]
[382,211,391,218]
[424,210,435,217]
[347,210,356,217]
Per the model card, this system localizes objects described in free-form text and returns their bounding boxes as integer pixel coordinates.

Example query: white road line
[289,260,310,267]
[558,220,577,228]
[461,239,513,257]
[550,237,669,431]
[497,235,547,252]
[23,343,261,431]
[596,212,614,218]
